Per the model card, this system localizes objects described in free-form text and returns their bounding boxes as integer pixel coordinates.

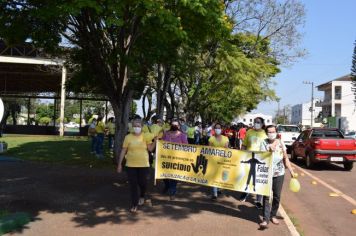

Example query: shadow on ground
[0,158,261,234]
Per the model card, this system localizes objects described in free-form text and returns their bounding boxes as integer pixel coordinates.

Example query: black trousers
[263,175,285,223]
[126,167,150,207]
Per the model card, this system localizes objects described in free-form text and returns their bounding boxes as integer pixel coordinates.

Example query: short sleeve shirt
[122,133,152,167]
[260,139,286,177]
[208,135,229,148]
[242,129,267,151]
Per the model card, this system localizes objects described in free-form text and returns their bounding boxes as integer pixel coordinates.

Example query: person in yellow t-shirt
[95,116,106,159]
[208,123,229,200]
[106,117,115,149]
[239,117,267,208]
[150,117,164,139]
[187,123,195,144]
[117,118,157,213]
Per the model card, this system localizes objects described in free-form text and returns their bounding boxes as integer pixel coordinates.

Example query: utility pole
[303,81,314,127]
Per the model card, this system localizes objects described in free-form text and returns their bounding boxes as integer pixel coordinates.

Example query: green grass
[284,207,305,236]
[0,212,31,235]
[0,134,115,169]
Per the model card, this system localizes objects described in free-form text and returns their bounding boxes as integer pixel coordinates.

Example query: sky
[253,0,356,116]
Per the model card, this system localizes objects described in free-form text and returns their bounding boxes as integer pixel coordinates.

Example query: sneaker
[169,195,175,201]
[211,195,218,201]
[138,197,145,206]
[255,202,263,210]
[259,221,268,229]
[217,190,223,196]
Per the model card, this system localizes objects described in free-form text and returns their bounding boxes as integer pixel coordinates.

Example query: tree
[351,40,356,107]
[0,1,227,160]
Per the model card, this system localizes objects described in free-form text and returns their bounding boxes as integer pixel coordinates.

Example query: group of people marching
[87,116,116,159]
[92,115,296,229]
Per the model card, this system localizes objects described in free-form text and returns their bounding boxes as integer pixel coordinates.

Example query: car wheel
[344,162,353,171]
[306,153,314,169]
[290,150,297,161]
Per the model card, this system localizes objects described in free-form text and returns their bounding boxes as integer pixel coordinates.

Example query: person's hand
[291,172,298,178]
[117,164,122,173]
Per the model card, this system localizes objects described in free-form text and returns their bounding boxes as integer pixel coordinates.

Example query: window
[334,86,341,100]
[267,119,270,123]
[250,119,252,122]
[243,118,246,122]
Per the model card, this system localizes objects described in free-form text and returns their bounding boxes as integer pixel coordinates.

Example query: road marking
[279,205,300,236]
[291,163,356,206]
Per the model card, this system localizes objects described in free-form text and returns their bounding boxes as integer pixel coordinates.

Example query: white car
[64,122,80,128]
[276,124,301,151]
[344,131,356,139]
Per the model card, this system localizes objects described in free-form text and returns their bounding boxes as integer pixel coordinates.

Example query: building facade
[291,100,322,127]
[316,75,356,132]
[234,113,273,126]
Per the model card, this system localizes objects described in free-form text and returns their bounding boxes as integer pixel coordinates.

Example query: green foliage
[38,117,51,125]
[36,103,54,121]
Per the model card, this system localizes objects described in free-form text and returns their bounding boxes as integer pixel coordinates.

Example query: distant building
[291,100,322,127]
[316,74,356,132]
[234,113,273,126]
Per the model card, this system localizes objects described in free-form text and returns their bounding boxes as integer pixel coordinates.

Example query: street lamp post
[303,81,314,127]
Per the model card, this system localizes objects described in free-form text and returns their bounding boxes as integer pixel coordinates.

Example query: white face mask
[254,123,262,130]
[133,127,142,134]
[268,133,277,140]
[215,129,222,135]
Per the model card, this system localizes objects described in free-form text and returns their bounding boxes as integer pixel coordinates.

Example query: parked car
[290,128,356,170]
[64,122,80,128]
[276,124,301,152]
[344,131,356,139]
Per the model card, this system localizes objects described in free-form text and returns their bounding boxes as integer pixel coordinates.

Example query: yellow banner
[155,140,273,197]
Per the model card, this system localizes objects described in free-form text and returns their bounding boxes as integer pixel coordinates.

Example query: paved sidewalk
[0,160,293,236]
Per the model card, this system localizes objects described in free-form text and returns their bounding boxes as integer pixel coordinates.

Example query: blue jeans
[164,179,177,196]
[212,187,219,197]
[263,175,284,223]
[95,133,104,156]
[90,136,97,152]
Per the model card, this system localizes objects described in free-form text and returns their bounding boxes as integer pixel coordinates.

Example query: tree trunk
[112,91,133,165]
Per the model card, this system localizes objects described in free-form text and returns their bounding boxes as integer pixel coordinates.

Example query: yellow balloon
[289,178,301,193]
[352,209,356,214]
[312,181,318,185]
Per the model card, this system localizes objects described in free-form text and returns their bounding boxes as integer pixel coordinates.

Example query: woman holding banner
[117,118,157,213]
[259,125,296,229]
[161,119,188,200]
[208,123,229,200]
[239,117,267,209]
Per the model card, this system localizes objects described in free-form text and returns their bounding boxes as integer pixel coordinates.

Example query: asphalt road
[282,156,356,236]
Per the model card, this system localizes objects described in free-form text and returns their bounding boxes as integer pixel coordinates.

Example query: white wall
[234,113,273,126]
[291,101,322,127]
[332,81,356,132]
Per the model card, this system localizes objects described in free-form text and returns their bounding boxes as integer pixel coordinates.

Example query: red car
[290,128,356,171]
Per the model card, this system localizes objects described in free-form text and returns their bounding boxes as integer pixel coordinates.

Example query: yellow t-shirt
[162,122,171,132]
[106,122,115,135]
[150,124,163,138]
[187,127,195,139]
[142,124,150,133]
[209,135,229,147]
[95,121,105,134]
[122,133,152,167]
[242,129,267,151]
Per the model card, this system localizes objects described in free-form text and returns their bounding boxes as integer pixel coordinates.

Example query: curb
[279,204,300,236]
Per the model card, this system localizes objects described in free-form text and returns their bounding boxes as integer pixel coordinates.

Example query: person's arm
[117,147,128,173]
[147,137,157,152]
[281,141,296,177]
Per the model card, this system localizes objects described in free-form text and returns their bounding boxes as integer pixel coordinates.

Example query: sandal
[259,221,268,229]
[129,206,138,213]
[271,217,280,225]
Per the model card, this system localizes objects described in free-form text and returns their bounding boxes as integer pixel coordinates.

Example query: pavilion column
[59,65,67,136]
